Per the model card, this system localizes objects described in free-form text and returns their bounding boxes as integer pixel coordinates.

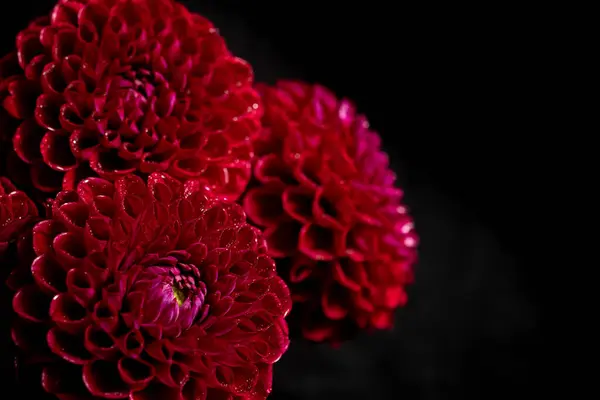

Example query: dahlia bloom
[0,0,260,203]
[10,172,291,399]
[242,81,418,343]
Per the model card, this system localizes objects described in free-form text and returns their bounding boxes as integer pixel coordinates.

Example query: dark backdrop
[1,1,544,399]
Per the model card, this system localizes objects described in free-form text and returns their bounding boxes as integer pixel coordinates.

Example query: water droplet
[401,222,413,234]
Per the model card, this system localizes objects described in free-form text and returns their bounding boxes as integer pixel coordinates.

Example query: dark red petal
[41,364,89,397]
[261,277,292,317]
[41,62,67,95]
[263,222,301,258]
[92,300,119,333]
[84,325,119,360]
[259,321,289,363]
[254,154,295,186]
[147,172,181,203]
[145,340,174,363]
[302,322,335,343]
[242,185,284,227]
[118,357,155,391]
[49,293,89,334]
[84,251,109,287]
[233,225,259,252]
[11,319,49,354]
[117,330,144,357]
[70,128,100,160]
[169,157,207,178]
[253,364,273,399]
[53,231,87,269]
[31,161,64,192]
[207,57,253,97]
[13,284,50,322]
[298,224,340,261]
[202,133,230,160]
[33,219,66,255]
[370,310,394,329]
[85,216,110,251]
[4,79,40,119]
[215,365,258,395]
[35,94,63,131]
[211,296,234,317]
[90,150,137,178]
[321,281,349,320]
[293,153,323,189]
[312,185,352,229]
[66,267,96,307]
[130,381,182,400]
[41,130,78,171]
[332,259,361,292]
[82,360,129,398]
[254,254,277,278]
[31,254,67,294]
[155,361,188,388]
[182,379,207,400]
[12,119,44,164]
[289,257,315,283]
[282,185,314,224]
[54,199,89,231]
[374,285,407,309]
[47,327,92,364]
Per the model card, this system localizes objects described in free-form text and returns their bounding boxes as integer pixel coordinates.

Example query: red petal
[321,281,349,320]
[298,224,342,261]
[130,381,183,400]
[31,254,66,295]
[13,284,51,322]
[47,327,92,364]
[118,357,155,391]
[84,325,119,360]
[49,293,89,334]
[332,259,361,292]
[263,222,300,258]
[12,119,44,164]
[82,360,129,398]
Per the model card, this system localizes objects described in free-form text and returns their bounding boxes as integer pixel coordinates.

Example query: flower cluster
[10,173,290,399]
[0,0,418,398]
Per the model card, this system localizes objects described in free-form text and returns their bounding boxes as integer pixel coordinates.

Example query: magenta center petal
[126,260,206,338]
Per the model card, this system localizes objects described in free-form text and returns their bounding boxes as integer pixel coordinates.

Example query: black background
[1,1,545,399]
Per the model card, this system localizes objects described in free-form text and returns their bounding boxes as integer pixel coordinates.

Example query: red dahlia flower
[0,0,260,203]
[10,172,291,399]
[242,81,418,343]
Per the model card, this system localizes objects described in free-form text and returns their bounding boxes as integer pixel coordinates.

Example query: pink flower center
[119,68,166,100]
[127,256,207,337]
[169,262,201,305]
